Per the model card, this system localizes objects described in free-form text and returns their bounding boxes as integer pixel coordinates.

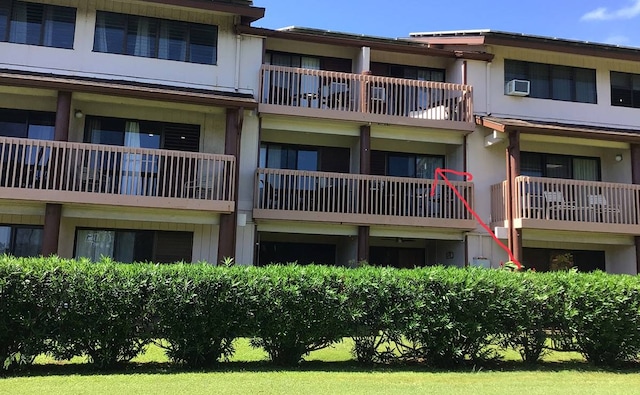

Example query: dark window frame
[521,151,601,181]
[0,108,55,139]
[93,10,218,65]
[371,150,445,179]
[83,115,201,152]
[0,0,76,49]
[73,227,193,263]
[0,224,43,257]
[265,50,352,72]
[260,142,350,173]
[505,59,597,104]
[611,71,640,108]
[370,62,446,82]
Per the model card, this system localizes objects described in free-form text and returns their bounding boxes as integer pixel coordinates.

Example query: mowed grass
[4,339,640,395]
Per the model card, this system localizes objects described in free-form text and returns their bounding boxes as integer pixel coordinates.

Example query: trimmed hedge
[2,256,640,370]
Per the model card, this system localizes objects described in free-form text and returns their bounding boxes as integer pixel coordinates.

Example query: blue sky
[253,0,640,48]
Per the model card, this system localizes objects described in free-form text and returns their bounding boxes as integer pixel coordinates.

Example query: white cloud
[603,34,631,45]
[581,0,640,21]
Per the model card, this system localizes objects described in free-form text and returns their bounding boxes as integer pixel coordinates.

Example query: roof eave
[137,0,265,24]
[237,26,494,61]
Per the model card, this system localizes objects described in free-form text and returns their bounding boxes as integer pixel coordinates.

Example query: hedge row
[2,256,640,370]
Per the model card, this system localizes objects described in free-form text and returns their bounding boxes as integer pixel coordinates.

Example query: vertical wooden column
[506,130,522,263]
[631,144,640,274]
[357,125,371,263]
[54,91,71,141]
[217,108,243,264]
[42,204,62,256]
[42,91,71,256]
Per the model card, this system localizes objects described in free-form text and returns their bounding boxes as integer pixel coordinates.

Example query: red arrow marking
[431,168,522,270]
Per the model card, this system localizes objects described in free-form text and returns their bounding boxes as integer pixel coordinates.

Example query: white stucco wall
[0,0,261,96]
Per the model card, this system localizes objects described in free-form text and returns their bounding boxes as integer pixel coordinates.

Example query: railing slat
[255,168,474,221]
[493,176,640,228]
[0,136,234,204]
[260,65,473,123]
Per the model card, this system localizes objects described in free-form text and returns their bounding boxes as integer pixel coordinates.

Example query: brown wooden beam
[54,91,71,141]
[357,226,370,264]
[358,125,371,264]
[217,108,243,264]
[506,130,522,263]
[360,125,371,174]
[42,203,61,256]
[631,144,640,274]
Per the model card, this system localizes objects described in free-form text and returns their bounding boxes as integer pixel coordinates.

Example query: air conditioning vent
[506,79,530,96]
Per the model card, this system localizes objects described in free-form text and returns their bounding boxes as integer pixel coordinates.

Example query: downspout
[234,17,241,91]
[486,62,492,115]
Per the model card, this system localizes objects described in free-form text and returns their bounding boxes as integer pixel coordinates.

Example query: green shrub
[50,259,155,369]
[0,256,59,370]
[397,267,504,367]
[2,257,640,370]
[249,265,351,365]
[565,271,640,365]
[153,264,257,367]
[496,271,567,363]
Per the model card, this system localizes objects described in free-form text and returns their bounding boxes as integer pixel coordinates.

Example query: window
[84,116,200,151]
[611,71,640,108]
[521,152,600,181]
[505,60,597,103]
[0,0,76,49]
[75,229,193,263]
[259,143,350,173]
[523,248,605,272]
[94,11,218,64]
[0,108,55,140]
[265,51,352,72]
[370,63,446,82]
[0,225,42,257]
[371,151,444,179]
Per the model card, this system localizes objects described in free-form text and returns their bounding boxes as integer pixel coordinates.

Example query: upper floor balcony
[254,168,475,229]
[258,65,474,131]
[0,136,235,212]
[491,176,640,234]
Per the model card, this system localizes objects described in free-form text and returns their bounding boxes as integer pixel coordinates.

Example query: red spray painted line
[431,168,522,270]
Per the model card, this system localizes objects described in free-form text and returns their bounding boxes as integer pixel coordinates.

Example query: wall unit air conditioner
[505,79,530,96]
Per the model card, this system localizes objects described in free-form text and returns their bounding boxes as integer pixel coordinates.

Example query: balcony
[491,176,640,234]
[0,136,235,212]
[259,65,474,131]
[254,168,475,229]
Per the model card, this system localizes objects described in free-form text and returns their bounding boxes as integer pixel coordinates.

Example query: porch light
[74,110,84,119]
[615,154,623,162]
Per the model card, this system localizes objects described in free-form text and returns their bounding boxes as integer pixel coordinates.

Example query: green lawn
[3,339,639,395]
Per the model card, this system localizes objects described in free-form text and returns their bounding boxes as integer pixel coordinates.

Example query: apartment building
[235,25,495,267]
[411,30,640,273]
[3,2,640,273]
[0,0,264,264]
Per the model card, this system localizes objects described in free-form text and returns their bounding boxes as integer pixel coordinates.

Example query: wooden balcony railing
[491,176,640,233]
[259,65,474,127]
[254,168,475,228]
[0,136,235,211]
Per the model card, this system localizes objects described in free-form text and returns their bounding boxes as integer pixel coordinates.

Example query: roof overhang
[410,31,640,63]
[238,26,494,61]
[136,0,265,24]
[476,116,640,143]
[0,69,257,109]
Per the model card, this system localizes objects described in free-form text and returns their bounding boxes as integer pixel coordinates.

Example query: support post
[42,203,62,256]
[631,144,640,274]
[217,108,243,264]
[506,130,522,263]
[357,124,371,264]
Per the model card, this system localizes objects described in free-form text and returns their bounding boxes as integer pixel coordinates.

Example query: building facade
[2,2,640,273]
